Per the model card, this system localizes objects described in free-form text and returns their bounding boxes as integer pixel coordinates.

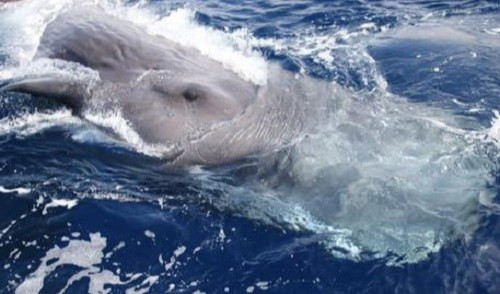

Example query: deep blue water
[0,0,499,293]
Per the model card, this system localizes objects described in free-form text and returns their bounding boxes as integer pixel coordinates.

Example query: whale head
[86,69,259,147]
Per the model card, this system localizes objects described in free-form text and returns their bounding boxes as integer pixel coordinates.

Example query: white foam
[0,0,72,65]
[105,241,125,259]
[0,186,31,195]
[144,230,155,240]
[16,232,107,294]
[488,110,500,145]
[257,282,269,291]
[70,128,122,146]
[0,109,82,138]
[101,4,269,85]
[1,58,100,84]
[267,26,387,90]
[173,246,186,257]
[163,245,187,272]
[83,109,177,158]
[484,27,500,35]
[16,233,158,294]
[42,198,78,215]
[85,192,139,202]
[126,276,159,294]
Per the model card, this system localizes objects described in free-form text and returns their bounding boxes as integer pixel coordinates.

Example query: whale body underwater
[1,6,341,166]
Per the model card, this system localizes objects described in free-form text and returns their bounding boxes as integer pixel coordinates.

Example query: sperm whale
[1,6,339,165]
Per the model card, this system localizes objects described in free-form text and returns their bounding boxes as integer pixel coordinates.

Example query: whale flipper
[0,76,90,110]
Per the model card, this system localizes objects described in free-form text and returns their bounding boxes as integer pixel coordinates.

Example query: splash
[42,198,78,215]
[0,186,31,195]
[15,232,158,294]
[83,109,179,158]
[0,0,74,66]
[0,109,81,137]
[99,2,269,85]
[489,110,500,145]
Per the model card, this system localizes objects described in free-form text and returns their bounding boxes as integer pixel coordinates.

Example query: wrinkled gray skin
[1,6,339,166]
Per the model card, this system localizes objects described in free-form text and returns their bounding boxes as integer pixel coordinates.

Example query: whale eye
[183,88,200,102]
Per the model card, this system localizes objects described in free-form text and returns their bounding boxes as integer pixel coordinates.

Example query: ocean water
[0,0,499,293]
